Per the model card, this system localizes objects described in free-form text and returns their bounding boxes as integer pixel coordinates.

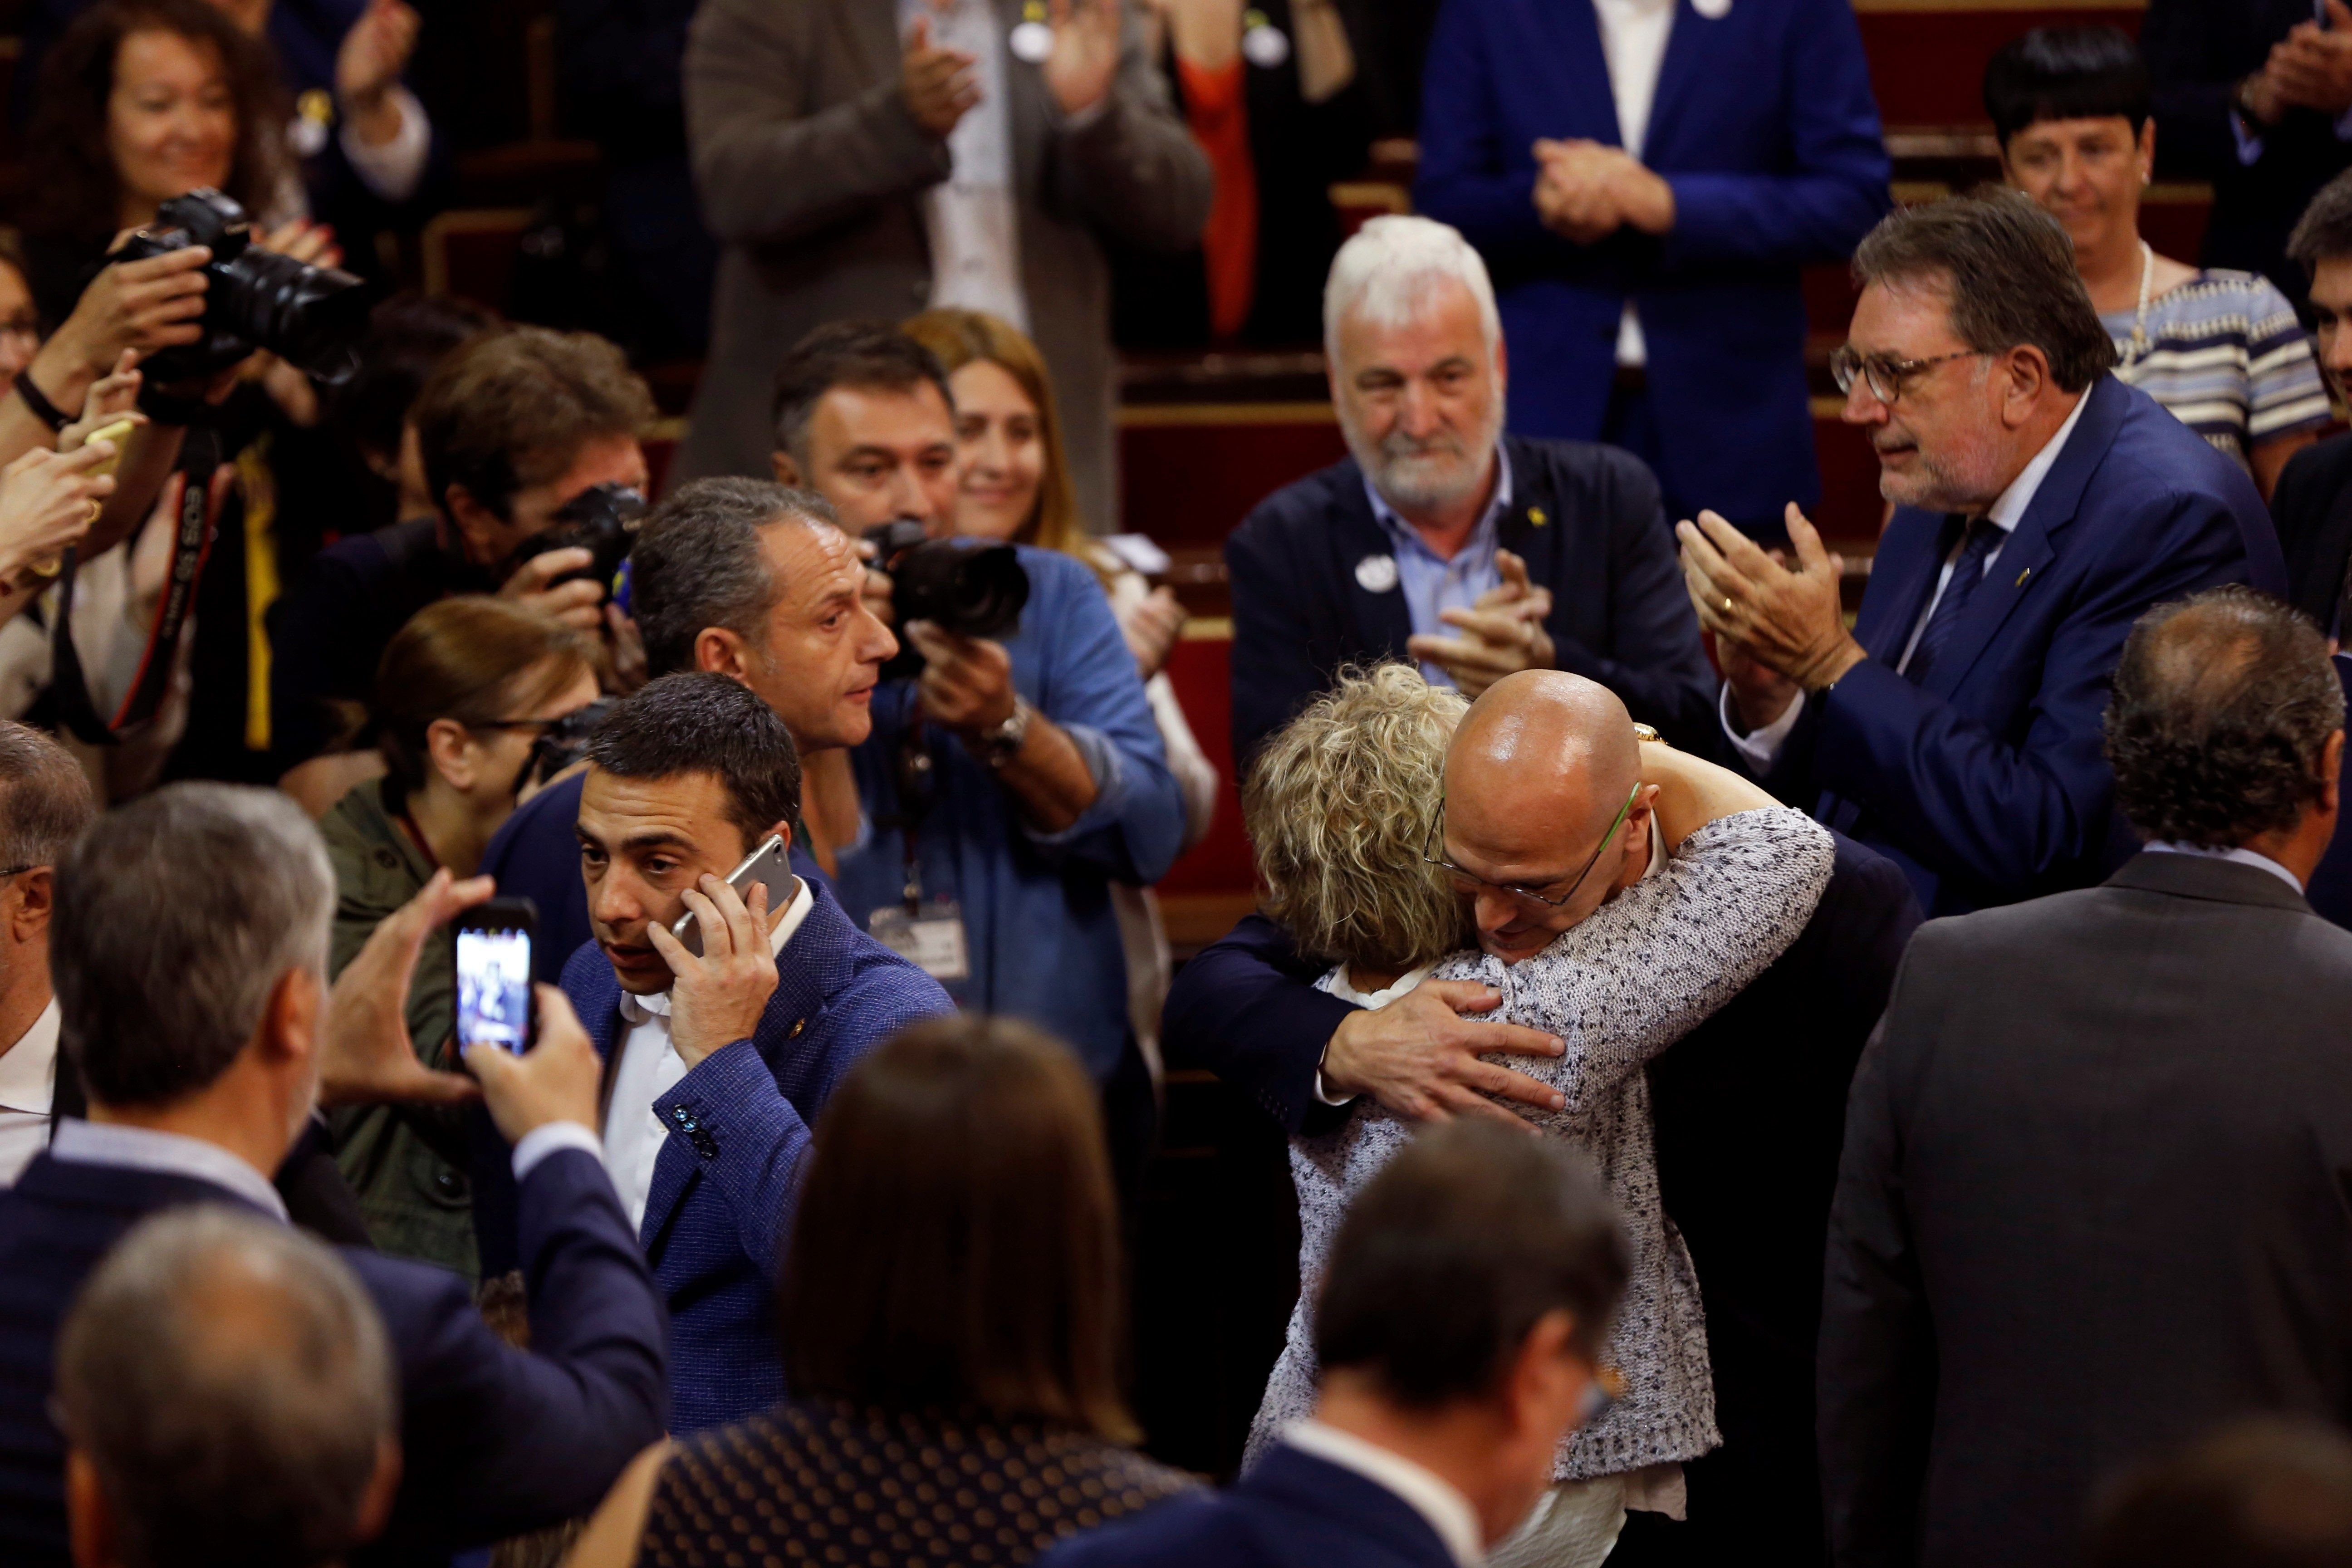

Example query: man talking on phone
[544,672,949,1434]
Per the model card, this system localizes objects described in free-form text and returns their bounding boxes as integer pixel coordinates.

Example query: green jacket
[319,779,479,1279]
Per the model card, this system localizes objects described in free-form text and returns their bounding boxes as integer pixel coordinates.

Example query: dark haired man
[479,476,898,984]
[1681,188,2284,917]
[1820,586,2352,1568]
[1043,1122,1628,1568]
[269,323,654,812]
[563,672,950,1433]
[2087,1417,2352,1568]
[0,784,668,1566]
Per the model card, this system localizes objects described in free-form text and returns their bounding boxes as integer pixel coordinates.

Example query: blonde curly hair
[1243,664,1474,974]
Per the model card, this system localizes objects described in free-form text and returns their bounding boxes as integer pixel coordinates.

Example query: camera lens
[892,539,1030,641]
[213,247,375,386]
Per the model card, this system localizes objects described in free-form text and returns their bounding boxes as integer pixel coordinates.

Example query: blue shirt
[834,547,1185,1077]
[1362,445,1514,689]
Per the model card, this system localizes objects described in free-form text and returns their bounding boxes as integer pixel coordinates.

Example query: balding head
[1441,672,1656,963]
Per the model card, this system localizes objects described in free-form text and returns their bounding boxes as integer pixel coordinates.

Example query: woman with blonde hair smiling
[902,307,1217,1078]
[1242,663,1834,1567]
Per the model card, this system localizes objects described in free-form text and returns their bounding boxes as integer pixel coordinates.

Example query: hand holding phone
[455,898,537,1053]
[672,834,794,956]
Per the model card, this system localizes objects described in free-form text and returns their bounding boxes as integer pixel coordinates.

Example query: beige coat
[678,0,1213,527]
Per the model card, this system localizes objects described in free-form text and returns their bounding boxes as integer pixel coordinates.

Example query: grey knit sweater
[1249,807,1836,1482]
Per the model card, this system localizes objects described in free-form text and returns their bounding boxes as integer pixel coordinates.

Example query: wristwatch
[979,697,1034,767]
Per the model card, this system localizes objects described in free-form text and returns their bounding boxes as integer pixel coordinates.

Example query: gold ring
[81,499,99,525]
[1721,595,1734,614]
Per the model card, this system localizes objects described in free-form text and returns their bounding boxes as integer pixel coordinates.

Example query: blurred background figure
[565,1014,1195,1568]
[0,723,93,1186]
[54,1206,401,1568]
[2143,0,2352,306]
[902,305,1215,1075]
[1990,26,2331,500]
[317,596,597,1277]
[676,0,1211,529]
[2086,1417,2352,1568]
[1415,0,1889,539]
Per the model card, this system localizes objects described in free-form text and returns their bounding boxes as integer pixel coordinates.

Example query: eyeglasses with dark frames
[1421,784,1642,911]
[1828,345,1992,406]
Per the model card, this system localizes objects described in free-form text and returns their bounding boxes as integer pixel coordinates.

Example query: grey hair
[1323,215,1503,364]
[630,476,841,678]
[2289,169,2352,274]
[1243,664,1475,973]
[0,719,91,870]
[52,784,334,1107]
[56,1206,395,1568]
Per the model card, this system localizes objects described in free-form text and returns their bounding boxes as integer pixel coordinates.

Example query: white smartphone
[670,834,794,957]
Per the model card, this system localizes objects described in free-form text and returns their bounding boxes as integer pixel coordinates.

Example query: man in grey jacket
[680,0,1212,528]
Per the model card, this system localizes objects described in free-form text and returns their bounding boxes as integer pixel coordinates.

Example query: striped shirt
[2102,270,2333,468]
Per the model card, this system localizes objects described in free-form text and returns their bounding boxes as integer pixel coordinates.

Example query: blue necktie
[1905,516,2001,688]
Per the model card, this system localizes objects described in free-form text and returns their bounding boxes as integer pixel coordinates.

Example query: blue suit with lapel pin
[496,875,950,1435]
[1414,0,1889,534]
[1754,374,2287,918]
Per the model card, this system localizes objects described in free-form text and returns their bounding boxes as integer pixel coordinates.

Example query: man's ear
[1491,331,1509,396]
[769,449,803,487]
[64,1449,113,1568]
[9,865,54,945]
[353,1436,403,1547]
[694,626,751,681]
[2323,729,2345,817]
[259,965,323,1074]
[1620,783,1660,867]
[1502,1308,1586,1441]
[2001,346,2053,426]
[441,483,503,563]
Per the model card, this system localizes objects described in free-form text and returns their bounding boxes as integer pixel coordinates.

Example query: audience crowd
[6,5,2352,1568]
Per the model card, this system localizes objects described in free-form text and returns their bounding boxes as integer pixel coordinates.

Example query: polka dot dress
[642,1399,1196,1566]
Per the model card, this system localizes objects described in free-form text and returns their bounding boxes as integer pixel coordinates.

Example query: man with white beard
[1225,215,1718,765]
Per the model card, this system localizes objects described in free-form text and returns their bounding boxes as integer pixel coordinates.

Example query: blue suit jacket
[1415,0,1889,530]
[1225,435,1718,765]
[1039,1441,1456,1568]
[0,1147,665,1568]
[1759,375,2288,918]
[555,877,951,1435]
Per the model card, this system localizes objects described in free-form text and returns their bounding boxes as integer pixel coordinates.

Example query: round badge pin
[1010,2,1053,63]
[1692,0,1731,18]
[1355,554,1400,593]
[1241,10,1290,68]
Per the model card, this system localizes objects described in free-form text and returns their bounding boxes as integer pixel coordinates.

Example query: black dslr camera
[862,520,1030,665]
[505,482,646,594]
[510,697,612,799]
[105,189,376,386]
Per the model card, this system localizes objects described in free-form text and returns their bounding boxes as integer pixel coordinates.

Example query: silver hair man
[55,1206,399,1568]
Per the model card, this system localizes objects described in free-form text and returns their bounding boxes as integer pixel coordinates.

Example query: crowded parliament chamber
[6,0,2352,1566]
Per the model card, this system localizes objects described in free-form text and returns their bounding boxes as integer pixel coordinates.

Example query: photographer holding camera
[271,324,655,814]
[766,323,1184,1173]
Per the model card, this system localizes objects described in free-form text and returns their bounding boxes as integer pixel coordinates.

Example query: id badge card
[870,900,971,983]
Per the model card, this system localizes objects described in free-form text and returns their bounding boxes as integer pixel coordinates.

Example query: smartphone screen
[455,907,535,1053]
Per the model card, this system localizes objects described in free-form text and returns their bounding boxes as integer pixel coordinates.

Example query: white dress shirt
[1284,1419,1483,1568]
[603,877,813,1231]
[898,0,1030,332]
[1590,0,1676,368]
[2139,840,2304,893]
[48,1117,289,1218]
[1723,388,2093,771]
[0,998,59,1186]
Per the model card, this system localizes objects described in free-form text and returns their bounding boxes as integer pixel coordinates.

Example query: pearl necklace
[2117,240,2156,368]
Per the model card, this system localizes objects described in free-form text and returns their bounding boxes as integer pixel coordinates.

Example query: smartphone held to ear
[455,898,537,1054]
[672,834,794,957]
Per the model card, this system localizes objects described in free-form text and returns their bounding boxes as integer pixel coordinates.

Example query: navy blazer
[1038,1441,1457,1568]
[1415,0,1889,530]
[1760,375,2287,918]
[1226,435,1718,765]
[553,877,951,1435]
[0,1147,666,1568]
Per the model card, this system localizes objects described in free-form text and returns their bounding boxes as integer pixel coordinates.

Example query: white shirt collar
[47,1117,289,1220]
[1284,1419,1483,1568]
[0,998,59,1117]
[619,876,812,1024]
[1982,388,2092,537]
[2139,840,2305,894]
